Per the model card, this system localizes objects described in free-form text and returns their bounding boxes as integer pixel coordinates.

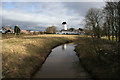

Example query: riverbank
[2,34,80,78]
[75,37,120,79]
[33,43,91,78]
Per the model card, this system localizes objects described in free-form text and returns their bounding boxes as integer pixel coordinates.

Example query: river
[33,43,92,78]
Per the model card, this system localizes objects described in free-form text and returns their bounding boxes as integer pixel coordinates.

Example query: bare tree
[118,1,120,42]
[46,26,57,34]
[104,1,119,42]
[85,8,103,38]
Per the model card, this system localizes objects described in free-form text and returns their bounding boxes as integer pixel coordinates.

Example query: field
[2,34,120,79]
[2,34,80,78]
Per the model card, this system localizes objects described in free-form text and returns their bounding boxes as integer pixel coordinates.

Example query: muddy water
[33,43,92,78]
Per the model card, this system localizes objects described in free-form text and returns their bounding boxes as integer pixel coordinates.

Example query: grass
[2,34,80,78]
[75,37,120,79]
[2,34,120,79]
[102,36,119,42]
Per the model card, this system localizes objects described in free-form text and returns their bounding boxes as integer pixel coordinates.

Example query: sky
[0,1,105,31]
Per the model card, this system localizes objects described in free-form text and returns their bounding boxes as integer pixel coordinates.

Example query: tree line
[46,26,84,34]
[84,1,120,42]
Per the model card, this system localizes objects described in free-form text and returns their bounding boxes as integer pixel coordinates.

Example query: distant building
[56,30,85,35]
[0,26,14,33]
[21,30,29,34]
[56,22,85,35]
[62,22,67,30]
[29,31,34,34]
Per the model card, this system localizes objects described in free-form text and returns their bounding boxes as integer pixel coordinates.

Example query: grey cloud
[63,2,105,16]
[1,2,105,30]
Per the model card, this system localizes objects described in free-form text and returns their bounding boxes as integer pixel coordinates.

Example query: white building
[62,22,67,30]
[56,30,84,35]
[0,28,7,33]
[0,26,14,33]
[56,22,85,35]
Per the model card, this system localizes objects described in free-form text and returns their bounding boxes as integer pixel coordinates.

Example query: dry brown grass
[2,34,80,78]
[75,37,120,79]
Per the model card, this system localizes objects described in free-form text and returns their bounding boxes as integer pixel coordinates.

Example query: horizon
[1,2,105,31]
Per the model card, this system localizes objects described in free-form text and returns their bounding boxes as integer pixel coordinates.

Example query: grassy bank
[2,34,80,78]
[75,37,120,79]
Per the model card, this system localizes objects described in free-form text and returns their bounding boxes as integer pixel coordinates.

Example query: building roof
[21,30,28,33]
[1,26,14,32]
[62,22,66,24]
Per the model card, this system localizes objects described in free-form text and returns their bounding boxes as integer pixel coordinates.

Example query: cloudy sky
[1,1,105,31]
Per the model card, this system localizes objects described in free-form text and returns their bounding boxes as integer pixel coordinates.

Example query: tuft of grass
[2,34,80,78]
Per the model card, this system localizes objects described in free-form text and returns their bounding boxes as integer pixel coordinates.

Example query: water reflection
[62,44,66,50]
[33,43,91,78]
